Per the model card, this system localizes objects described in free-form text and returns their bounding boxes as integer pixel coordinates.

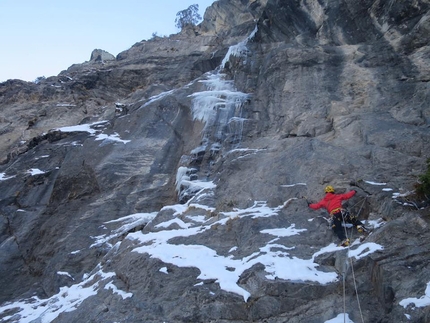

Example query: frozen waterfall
[177,26,257,203]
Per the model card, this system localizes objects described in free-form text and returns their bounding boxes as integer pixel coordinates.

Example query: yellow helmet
[324,185,335,193]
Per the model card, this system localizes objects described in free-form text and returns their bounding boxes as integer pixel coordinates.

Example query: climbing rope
[341,196,367,323]
[350,195,369,210]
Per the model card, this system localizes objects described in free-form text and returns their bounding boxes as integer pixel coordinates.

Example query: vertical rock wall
[0,0,429,322]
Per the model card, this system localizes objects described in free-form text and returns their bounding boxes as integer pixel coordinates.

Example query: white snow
[57,271,74,280]
[348,242,384,260]
[223,148,267,162]
[95,133,130,144]
[142,89,175,107]
[190,145,206,155]
[392,192,412,199]
[56,103,76,107]
[0,268,115,323]
[260,224,307,237]
[366,218,386,229]
[281,183,307,187]
[324,313,355,323]
[35,155,49,159]
[55,120,108,134]
[155,218,192,229]
[161,203,189,216]
[27,168,45,175]
[229,246,238,253]
[104,282,133,300]
[90,212,158,247]
[125,199,382,302]
[55,121,131,145]
[188,203,216,213]
[0,193,386,321]
[364,180,386,186]
[0,173,15,181]
[399,281,430,308]
[185,215,206,223]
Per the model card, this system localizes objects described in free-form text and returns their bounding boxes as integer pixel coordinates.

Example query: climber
[307,185,365,247]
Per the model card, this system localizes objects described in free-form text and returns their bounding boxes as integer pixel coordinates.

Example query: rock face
[0,0,429,322]
[90,49,116,62]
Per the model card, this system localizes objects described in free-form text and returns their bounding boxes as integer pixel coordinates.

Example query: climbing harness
[340,196,368,323]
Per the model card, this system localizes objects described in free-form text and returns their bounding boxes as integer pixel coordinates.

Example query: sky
[0,0,214,83]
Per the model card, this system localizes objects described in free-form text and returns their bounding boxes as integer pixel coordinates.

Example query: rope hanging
[341,196,367,323]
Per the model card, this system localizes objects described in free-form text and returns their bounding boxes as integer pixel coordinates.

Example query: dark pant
[332,210,363,241]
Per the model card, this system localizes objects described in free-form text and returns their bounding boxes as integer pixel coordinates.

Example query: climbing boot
[357,225,371,233]
[340,238,350,247]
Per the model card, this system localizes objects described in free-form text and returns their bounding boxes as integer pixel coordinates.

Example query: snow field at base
[0,186,387,323]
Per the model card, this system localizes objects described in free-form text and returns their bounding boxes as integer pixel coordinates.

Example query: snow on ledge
[364,180,387,186]
[55,120,108,134]
[0,173,16,181]
[399,281,430,308]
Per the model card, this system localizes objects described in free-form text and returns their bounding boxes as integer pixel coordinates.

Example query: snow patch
[364,180,386,186]
[27,168,45,176]
[0,173,15,181]
[142,89,175,107]
[95,133,130,145]
[128,200,353,302]
[155,218,192,229]
[348,242,384,260]
[399,281,430,308]
[57,271,74,280]
[260,224,307,237]
[0,268,115,323]
[55,120,108,134]
[91,212,157,247]
[324,313,355,323]
[104,282,133,300]
[281,183,307,188]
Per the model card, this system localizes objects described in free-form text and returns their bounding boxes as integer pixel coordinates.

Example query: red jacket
[309,190,356,215]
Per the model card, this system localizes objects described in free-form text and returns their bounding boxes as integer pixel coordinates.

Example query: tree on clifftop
[175,4,201,30]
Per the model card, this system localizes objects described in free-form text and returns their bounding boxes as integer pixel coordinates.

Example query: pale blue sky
[0,0,214,82]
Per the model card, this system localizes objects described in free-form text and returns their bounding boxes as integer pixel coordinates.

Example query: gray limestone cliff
[0,1,429,322]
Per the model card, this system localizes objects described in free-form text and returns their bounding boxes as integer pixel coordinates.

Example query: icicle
[176,166,190,193]
[221,25,258,69]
